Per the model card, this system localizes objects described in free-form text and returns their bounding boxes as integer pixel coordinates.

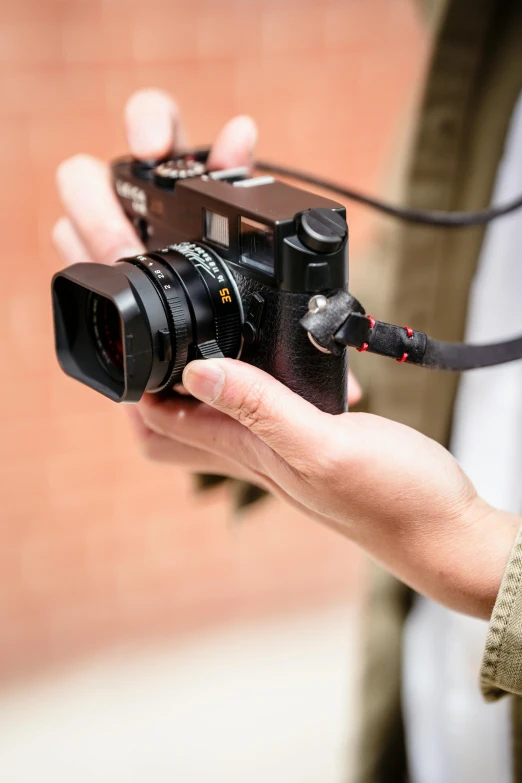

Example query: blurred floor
[0,604,359,783]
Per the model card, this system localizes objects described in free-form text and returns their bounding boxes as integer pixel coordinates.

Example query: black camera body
[52,154,349,414]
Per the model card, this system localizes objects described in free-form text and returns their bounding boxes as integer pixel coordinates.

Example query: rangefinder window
[204,209,230,248]
[239,217,275,275]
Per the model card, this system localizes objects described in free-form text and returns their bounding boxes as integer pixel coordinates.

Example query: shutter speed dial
[154,158,207,189]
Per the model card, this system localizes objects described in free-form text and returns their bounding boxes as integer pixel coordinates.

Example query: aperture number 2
[152,266,171,290]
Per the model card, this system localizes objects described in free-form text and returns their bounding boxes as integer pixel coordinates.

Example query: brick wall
[0,0,426,681]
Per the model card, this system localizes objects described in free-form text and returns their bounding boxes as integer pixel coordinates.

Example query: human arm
[53,88,520,626]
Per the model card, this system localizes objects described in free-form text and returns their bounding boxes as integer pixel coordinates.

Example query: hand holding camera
[53,149,350,412]
[52,89,518,621]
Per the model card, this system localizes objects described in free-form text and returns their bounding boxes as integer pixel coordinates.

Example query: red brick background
[0,0,426,681]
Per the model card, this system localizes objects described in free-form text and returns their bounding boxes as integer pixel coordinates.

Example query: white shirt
[403,91,522,783]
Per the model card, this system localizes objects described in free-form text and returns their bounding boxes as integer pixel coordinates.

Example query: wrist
[364,493,520,620]
[424,497,521,619]
[459,499,520,619]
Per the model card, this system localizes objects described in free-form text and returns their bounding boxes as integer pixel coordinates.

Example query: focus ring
[165,243,243,359]
[155,291,189,390]
[128,254,192,391]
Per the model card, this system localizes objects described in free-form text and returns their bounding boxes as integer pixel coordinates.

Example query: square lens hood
[51,263,153,402]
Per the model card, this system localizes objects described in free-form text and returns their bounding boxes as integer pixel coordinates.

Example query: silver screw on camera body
[308,294,329,314]
[306,295,332,354]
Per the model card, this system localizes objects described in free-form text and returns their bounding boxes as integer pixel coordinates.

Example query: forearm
[132,349,521,624]
[365,499,521,620]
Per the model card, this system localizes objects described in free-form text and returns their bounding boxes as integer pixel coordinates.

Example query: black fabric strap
[300,291,522,371]
[422,334,522,370]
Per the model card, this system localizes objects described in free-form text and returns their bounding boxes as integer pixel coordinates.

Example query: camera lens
[88,294,124,381]
[52,243,243,402]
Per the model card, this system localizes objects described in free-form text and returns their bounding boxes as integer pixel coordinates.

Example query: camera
[52,152,349,414]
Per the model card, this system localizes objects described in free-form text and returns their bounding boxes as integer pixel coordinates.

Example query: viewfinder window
[239,217,274,275]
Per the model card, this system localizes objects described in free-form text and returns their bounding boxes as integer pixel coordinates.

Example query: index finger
[55,90,187,265]
[125,89,189,160]
[56,155,144,264]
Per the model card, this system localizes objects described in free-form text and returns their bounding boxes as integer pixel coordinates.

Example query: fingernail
[224,115,257,150]
[239,116,258,151]
[209,116,258,170]
[350,376,362,397]
[348,371,363,404]
[183,361,225,403]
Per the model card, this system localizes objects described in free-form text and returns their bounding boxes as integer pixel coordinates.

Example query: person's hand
[52,88,361,485]
[51,88,259,482]
[53,89,258,267]
[136,356,519,620]
[53,89,518,621]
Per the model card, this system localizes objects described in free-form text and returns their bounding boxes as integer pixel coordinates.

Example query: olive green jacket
[350,0,522,780]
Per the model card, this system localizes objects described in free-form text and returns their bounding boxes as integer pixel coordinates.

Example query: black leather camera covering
[233,273,348,415]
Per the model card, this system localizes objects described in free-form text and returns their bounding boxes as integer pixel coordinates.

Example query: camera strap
[189,150,522,370]
[300,290,522,371]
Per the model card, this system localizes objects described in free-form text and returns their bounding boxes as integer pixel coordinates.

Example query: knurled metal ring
[155,291,189,390]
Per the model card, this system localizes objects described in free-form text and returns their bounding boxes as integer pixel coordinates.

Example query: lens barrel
[52,243,243,402]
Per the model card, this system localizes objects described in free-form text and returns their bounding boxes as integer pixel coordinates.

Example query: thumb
[182,358,329,465]
[207,115,258,172]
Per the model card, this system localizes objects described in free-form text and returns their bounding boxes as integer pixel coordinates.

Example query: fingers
[55,88,186,267]
[348,369,362,406]
[207,115,258,171]
[125,406,263,483]
[181,359,330,470]
[137,395,290,496]
[56,154,143,264]
[55,92,257,270]
[173,383,191,396]
[125,89,189,160]
[52,217,93,266]
[137,393,271,472]
[125,92,256,169]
